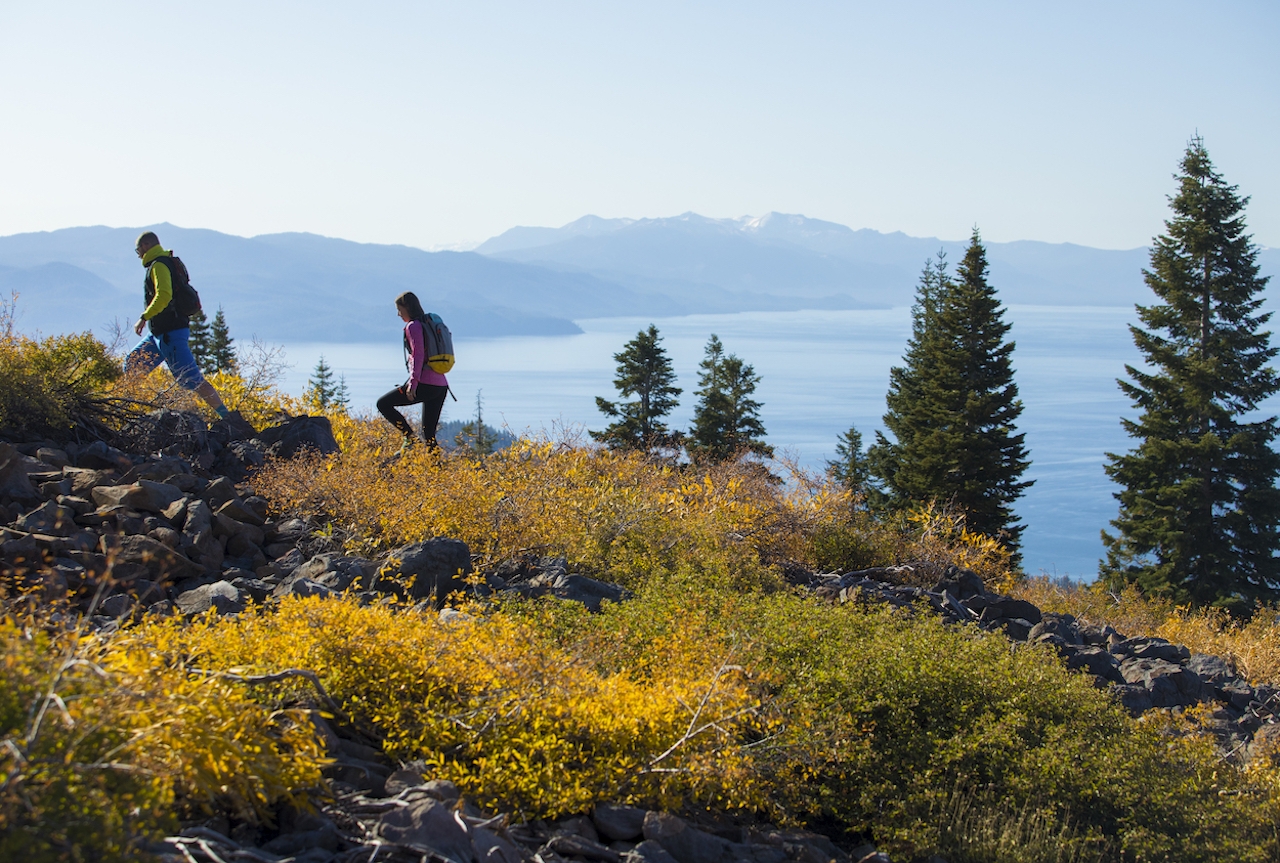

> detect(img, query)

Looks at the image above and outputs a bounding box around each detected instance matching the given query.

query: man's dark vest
[143,255,189,335]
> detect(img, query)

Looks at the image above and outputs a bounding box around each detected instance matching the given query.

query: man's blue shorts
[126,328,205,390]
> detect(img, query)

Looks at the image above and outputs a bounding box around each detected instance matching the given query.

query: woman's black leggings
[376,383,449,447]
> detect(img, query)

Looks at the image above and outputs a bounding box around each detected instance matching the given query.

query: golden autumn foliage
[253,426,1014,590]
[0,609,326,862]
[122,596,771,818]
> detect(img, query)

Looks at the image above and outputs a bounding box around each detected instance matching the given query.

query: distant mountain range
[2,215,1275,342]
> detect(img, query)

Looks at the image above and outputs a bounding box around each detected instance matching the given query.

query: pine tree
[869,233,1032,557]
[591,324,682,451]
[307,355,338,408]
[188,309,213,374]
[208,307,236,373]
[827,424,872,494]
[333,375,351,412]
[457,390,497,456]
[1101,137,1280,605]
[689,334,772,460]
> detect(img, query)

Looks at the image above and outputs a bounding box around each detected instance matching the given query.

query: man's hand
[134,318,146,336]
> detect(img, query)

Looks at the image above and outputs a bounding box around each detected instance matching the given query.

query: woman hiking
[377,291,449,454]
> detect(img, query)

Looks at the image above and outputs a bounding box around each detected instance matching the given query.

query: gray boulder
[76,440,132,471]
[1188,653,1234,684]
[1111,637,1189,664]
[376,796,472,863]
[182,499,213,536]
[1028,613,1082,645]
[1065,646,1125,683]
[383,769,425,796]
[93,482,163,512]
[273,577,334,599]
[641,812,738,863]
[218,498,266,527]
[138,479,184,511]
[542,834,620,862]
[932,566,986,600]
[594,804,648,841]
[978,597,1043,625]
[1113,683,1155,716]
[101,534,203,583]
[473,826,525,863]
[35,447,69,468]
[626,840,681,863]
[202,476,238,508]
[1,444,43,502]
[229,576,270,603]
[379,539,473,606]
[290,554,374,591]
[213,440,265,482]
[176,581,246,616]
[1120,657,1208,708]
[553,573,630,612]
[64,467,116,497]
[16,500,79,536]
[255,415,341,459]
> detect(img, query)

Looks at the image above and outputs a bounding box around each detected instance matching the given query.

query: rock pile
[155,779,890,863]
[811,565,1278,759]
[0,414,634,626]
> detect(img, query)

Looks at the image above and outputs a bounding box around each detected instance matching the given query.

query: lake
[276,306,1170,580]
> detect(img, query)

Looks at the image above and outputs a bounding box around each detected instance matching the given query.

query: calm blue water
[277,306,1159,580]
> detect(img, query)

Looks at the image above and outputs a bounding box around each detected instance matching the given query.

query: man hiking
[125,231,232,420]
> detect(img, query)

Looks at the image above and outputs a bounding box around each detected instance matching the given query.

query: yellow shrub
[127,596,770,818]
[254,428,1019,590]
[0,611,325,862]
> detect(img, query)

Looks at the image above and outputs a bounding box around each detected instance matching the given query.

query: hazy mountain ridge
[481,212,1175,309]
[3,217,1276,343]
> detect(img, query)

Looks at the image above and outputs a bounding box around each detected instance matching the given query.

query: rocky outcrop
[154,756,881,863]
[810,566,1278,757]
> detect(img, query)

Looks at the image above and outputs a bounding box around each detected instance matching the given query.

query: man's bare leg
[194,381,230,417]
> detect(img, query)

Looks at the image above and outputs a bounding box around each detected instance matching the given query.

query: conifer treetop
[1102,137,1280,605]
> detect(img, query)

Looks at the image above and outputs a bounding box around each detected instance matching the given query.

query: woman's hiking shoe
[398,434,417,455]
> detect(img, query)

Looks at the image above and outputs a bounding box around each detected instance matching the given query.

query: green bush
[0,327,121,438]
[532,577,1279,862]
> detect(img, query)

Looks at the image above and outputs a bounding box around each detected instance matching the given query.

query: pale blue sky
[1,1,1275,250]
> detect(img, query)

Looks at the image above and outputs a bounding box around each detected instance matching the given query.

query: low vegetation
[5,318,1280,861]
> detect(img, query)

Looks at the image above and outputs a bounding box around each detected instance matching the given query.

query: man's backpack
[423,312,455,373]
[153,253,202,318]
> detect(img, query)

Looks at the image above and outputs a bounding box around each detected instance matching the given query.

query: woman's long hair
[395,291,428,323]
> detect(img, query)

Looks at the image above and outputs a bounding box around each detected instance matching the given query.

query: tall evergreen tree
[591,324,682,451]
[187,310,213,374]
[307,355,338,408]
[827,424,872,495]
[208,307,236,373]
[689,334,772,460]
[1101,137,1280,605]
[869,233,1032,556]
